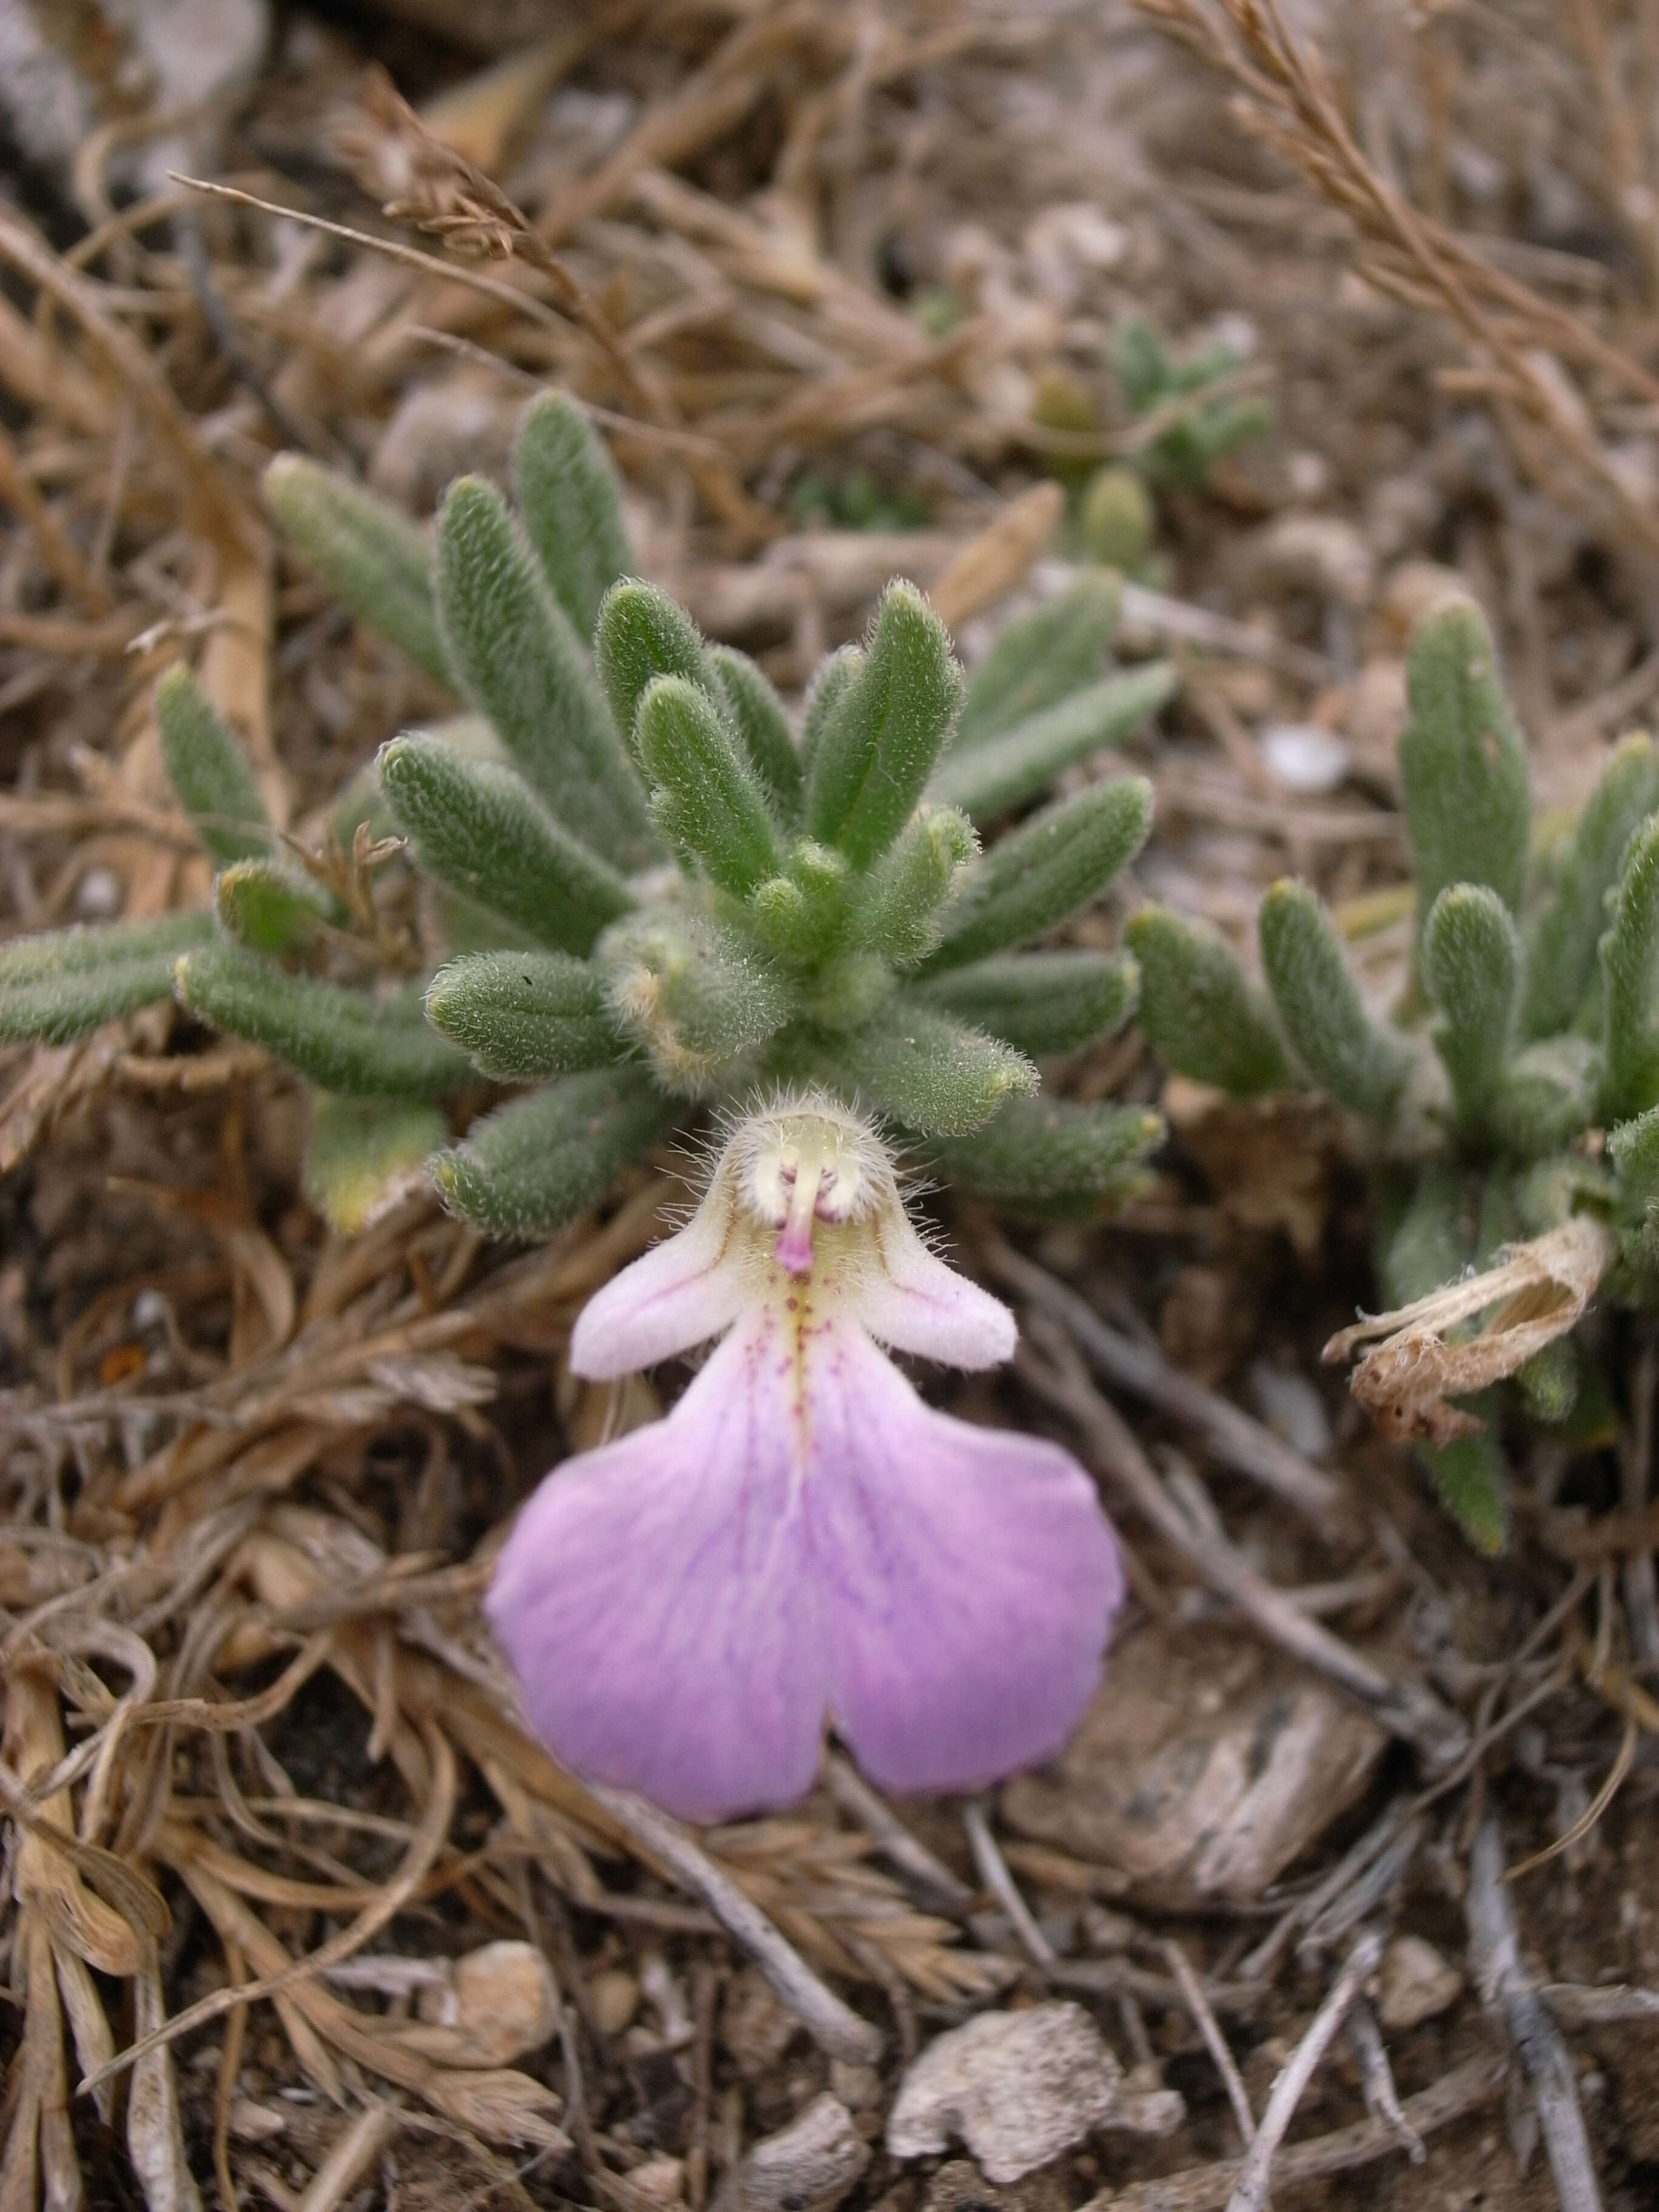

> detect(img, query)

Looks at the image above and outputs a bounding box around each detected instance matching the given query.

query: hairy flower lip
[492,1089,1123,1820]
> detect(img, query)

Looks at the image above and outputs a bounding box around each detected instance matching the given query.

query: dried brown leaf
[1324,1216,1617,1443]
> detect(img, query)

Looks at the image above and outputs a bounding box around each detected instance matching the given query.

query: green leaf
[379,734,633,956]
[1522,732,1659,1040]
[1126,905,1292,1096]
[850,806,976,968]
[213,861,330,956]
[1495,1035,1600,1158]
[1378,1160,1468,1306]
[925,778,1151,974]
[431,1066,675,1236]
[435,476,651,865]
[1398,594,1530,945]
[748,839,852,964]
[932,662,1175,820]
[1421,883,1521,1133]
[931,1093,1163,1213]
[175,944,469,1096]
[264,454,448,686]
[602,910,790,1090]
[1260,879,1412,1122]
[304,1092,447,1233]
[957,572,1120,747]
[0,913,210,1042]
[1081,471,1154,573]
[710,645,803,825]
[829,1005,1036,1134]
[511,392,632,638]
[155,665,270,868]
[635,676,783,900]
[1600,812,1659,1122]
[594,579,713,760]
[425,950,617,1080]
[1423,1423,1507,1556]
[916,949,1139,1057]
[1612,1102,1659,1218]
[1516,1337,1579,1427]
[805,582,964,866]
[798,644,862,785]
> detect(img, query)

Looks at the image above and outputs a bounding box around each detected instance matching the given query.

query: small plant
[1113,314,1270,493]
[0,396,1174,1236]
[1128,591,1659,1550]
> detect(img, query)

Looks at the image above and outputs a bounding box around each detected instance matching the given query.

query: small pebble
[1259,723,1350,796]
[1376,1935,1463,2029]
[590,1967,641,2037]
[75,867,123,918]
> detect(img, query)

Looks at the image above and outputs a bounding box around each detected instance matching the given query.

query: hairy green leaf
[1260,879,1412,1122]
[431,1067,675,1236]
[176,945,469,1096]
[635,675,783,900]
[1127,905,1291,1096]
[264,454,448,685]
[511,392,632,637]
[916,948,1139,1057]
[806,583,963,866]
[925,778,1150,974]
[0,913,210,1042]
[956,572,1120,748]
[380,734,632,956]
[932,662,1173,821]
[426,949,617,1080]
[155,665,270,868]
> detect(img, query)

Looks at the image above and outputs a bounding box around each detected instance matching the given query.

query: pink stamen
[774,1159,822,1275]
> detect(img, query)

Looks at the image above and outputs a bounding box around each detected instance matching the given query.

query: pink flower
[487,1092,1124,1821]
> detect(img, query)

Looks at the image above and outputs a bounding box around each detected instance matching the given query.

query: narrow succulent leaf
[1260,879,1412,1122]
[431,1066,675,1236]
[425,950,617,1080]
[1516,1337,1579,1427]
[956,571,1120,747]
[0,913,211,1042]
[435,477,651,863]
[1379,1160,1469,1308]
[1424,1423,1508,1556]
[1522,732,1659,1040]
[213,861,332,956]
[851,806,977,968]
[511,392,632,637]
[1081,471,1154,573]
[155,665,270,868]
[1126,905,1292,1096]
[830,1005,1037,1135]
[916,949,1139,1057]
[1421,883,1521,1131]
[710,645,803,824]
[1612,1103,1659,1219]
[594,580,713,760]
[304,1092,447,1233]
[927,780,1150,975]
[806,583,964,866]
[931,662,1173,821]
[176,946,469,1094]
[1601,813,1659,1122]
[602,910,790,1090]
[1398,593,1530,939]
[379,735,633,956]
[635,676,782,899]
[1495,1036,1601,1158]
[749,840,852,964]
[264,454,447,685]
[798,644,862,785]
[931,1093,1163,1213]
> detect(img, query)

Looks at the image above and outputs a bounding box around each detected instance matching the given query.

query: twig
[1541,1983,1659,2026]
[584,1784,882,2064]
[1115,580,1335,683]
[1222,1931,1383,2212]
[295,2105,399,2212]
[1466,1818,1603,2212]
[962,1800,1054,1968]
[1076,2053,1502,2212]
[1163,1940,1255,2151]
[823,1755,971,1910]
[1504,1714,1638,1883]
[987,1242,1343,1530]
[1344,1999,1423,2162]
[1018,1327,1467,1765]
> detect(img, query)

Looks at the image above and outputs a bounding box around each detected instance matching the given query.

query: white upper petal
[569,1180,747,1378]
[851,1205,1016,1369]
